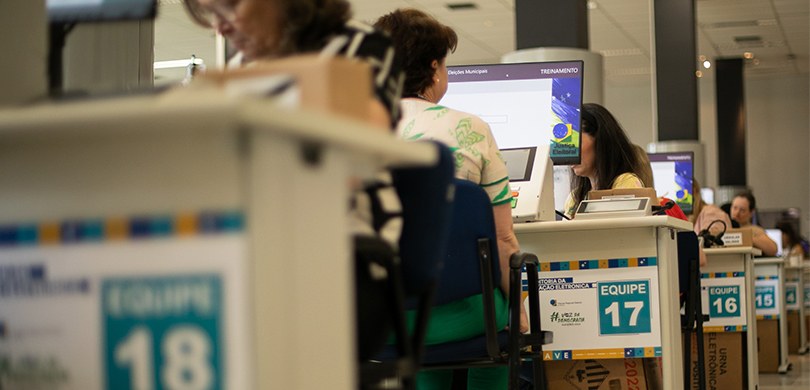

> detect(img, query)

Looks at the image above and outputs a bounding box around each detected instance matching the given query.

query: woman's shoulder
[612,172,644,189]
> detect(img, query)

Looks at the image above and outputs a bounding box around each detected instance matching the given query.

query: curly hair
[570,103,641,206]
[182,0,351,56]
[374,8,457,97]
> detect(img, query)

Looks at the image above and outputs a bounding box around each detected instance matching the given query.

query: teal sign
[103,275,223,390]
[786,284,798,306]
[755,285,776,309]
[597,280,651,335]
[708,285,740,318]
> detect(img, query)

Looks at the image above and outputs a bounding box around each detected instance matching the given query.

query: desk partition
[0,93,436,390]
[754,258,790,373]
[515,216,691,390]
[702,247,761,389]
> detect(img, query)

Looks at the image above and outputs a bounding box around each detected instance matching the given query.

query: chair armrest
[509,252,547,348]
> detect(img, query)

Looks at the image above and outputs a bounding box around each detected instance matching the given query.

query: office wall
[743,75,810,234]
[0,0,47,106]
[608,74,810,236]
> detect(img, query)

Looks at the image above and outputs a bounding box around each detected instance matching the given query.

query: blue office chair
[414,179,551,390]
[678,231,706,390]
[359,141,455,389]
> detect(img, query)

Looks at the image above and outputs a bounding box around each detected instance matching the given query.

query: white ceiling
[154,0,809,85]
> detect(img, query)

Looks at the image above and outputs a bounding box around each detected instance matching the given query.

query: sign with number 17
[597,280,652,335]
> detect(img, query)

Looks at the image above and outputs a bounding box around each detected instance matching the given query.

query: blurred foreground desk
[702,246,761,389]
[515,216,691,390]
[784,262,809,354]
[754,257,790,373]
[0,93,435,390]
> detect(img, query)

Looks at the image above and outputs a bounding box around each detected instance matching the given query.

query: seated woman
[731,191,778,256]
[564,103,645,217]
[182,0,402,128]
[777,221,806,260]
[375,8,522,390]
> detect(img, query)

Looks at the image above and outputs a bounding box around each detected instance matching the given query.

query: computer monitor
[440,60,584,165]
[500,146,555,222]
[648,152,694,215]
[47,0,157,23]
[765,229,784,257]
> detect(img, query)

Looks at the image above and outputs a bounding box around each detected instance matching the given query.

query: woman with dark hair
[375,8,521,390]
[563,103,644,217]
[182,0,402,128]
[777,221,805,259]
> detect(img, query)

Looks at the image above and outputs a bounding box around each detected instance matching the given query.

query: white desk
[805,264,810,353]
[784,262,809,354]
[515,216,692,390]
[0,92,435,390]
[702,246,761,389]
[754,257,790,373]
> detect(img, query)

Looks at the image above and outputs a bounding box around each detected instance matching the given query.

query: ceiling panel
[154,0,807,85]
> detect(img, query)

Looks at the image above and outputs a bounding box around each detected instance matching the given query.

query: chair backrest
[433,179,501,306]
[392,142,455,297]
[677,231,700,297]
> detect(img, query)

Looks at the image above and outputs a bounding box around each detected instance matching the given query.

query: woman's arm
[493,203,528,332]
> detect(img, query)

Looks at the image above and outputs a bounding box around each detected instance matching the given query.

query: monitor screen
[648,152,694,215]
[764,229,783,257]
[440,61,583,165]
[47,0,157,23]
[501,147,536,182]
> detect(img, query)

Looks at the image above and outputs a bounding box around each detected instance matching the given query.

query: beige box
[545,358,649,390]
[757,319,780,373]
[198,55,372,124]
[690,332,743,390]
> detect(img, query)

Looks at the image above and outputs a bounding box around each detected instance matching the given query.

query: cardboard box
[720,227,753,248]
[757,319,780,373]
[787,310,801,354]
[545,358,648,389]
[689,332,743,390]
[197,55,373,125]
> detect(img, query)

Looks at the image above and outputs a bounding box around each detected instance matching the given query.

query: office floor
[760,353,810,389]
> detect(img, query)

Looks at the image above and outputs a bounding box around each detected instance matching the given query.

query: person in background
[181,0,402,129]
[731,191,778,256]
[564,103,644,217]
[691,179,732,240]
[776,221,806,259]
[375,8,522,389]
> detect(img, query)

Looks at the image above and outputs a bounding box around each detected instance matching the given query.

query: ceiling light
[588,1,598,10]
[743,52,754,59]
[702,60,711,69]
[696,70,703,78]
[699,55,706,61]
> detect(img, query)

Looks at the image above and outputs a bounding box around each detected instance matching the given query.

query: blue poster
[597,280,652,335]
[102,275,223,390]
